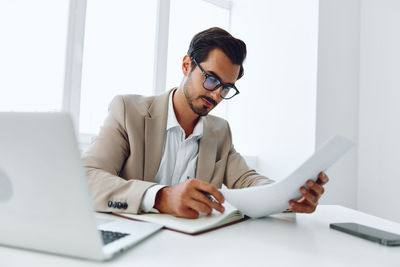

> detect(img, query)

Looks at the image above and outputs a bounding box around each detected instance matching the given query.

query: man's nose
[209,86,223,102]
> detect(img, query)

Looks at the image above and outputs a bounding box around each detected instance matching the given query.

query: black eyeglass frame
[191,57,240,100]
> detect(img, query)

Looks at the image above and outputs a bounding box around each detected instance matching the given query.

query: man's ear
[182,54,192,76]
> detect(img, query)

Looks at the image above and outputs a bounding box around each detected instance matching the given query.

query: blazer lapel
[196,118,217,182]
[143,90,171,182]
[143,88,218,183]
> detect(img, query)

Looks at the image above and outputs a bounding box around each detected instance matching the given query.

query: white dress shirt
[140,89,204,212]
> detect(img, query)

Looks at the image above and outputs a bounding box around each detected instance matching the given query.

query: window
[79,0,157,135]
[1,0,232,142]
[0,0,69,112]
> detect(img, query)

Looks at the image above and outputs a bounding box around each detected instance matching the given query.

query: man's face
[182,48,240,116]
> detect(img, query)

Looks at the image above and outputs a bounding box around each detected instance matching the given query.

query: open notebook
[112,201,245,235]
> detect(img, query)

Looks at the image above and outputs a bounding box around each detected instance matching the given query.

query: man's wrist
[154,186,169,212]
[140,184,167,212]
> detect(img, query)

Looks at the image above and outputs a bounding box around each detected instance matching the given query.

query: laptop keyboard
[100,230,129,245]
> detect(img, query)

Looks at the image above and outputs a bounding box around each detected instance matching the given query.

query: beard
[182,74,217,117]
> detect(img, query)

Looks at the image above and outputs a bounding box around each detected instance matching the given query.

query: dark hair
[187,27,247,80]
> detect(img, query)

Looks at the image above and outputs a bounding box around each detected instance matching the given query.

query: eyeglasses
[191,57,240,100]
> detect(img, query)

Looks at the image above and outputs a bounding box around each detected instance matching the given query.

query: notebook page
[116,201,242,234]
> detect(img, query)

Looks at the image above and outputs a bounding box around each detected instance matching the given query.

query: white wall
[358,0,400,223]
[229,0,400,223]
[315,0,360,208]
[229,0,319,181]
[316,0,400,222]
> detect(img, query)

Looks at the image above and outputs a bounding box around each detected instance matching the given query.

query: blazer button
[107,201,113,207]
[112,202,117,208]
[122,203,128,209]
[117,202,123,209]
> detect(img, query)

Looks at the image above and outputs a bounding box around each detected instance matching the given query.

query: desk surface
[1,205,399,267]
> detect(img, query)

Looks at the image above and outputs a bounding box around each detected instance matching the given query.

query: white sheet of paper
[221,135,354,218]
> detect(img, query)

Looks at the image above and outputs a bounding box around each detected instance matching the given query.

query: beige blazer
[83,89,273,214]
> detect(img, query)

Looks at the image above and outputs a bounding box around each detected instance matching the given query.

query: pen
[187,176,215,202]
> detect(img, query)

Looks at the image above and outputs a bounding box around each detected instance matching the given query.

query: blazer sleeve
[82,96,156,214]
[224,124,275,189]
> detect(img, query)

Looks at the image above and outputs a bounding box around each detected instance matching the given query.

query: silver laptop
[0,112,163,261]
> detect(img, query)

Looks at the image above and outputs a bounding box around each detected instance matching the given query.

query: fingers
[173,198,211,219]
[178,207,200,219]
[289,173,328,214]
[316,172,329,185]
[191,190,225,213]
[292,180,323,202]
[177,197,222,219]
[289,200,316,213]
[306,180,324,197]
[187,199,213,215]
[300,186,318,204]
[187,179,225,204]
[159,179,226,219]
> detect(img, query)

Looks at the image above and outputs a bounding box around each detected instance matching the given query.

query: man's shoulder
[110,93,164,117]
[120,94,156,113]
[204,115,233,147]
[205,114,230,132]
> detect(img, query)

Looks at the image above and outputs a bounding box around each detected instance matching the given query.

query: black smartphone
[330,222,400,246]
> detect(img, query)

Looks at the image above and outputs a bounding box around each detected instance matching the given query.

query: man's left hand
[289,172,329,213]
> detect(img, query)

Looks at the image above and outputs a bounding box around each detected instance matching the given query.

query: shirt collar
[167,89,203,139]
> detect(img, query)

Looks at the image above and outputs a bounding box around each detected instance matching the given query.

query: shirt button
[123,203,128,209]
[117,202,123,209]
[107,201,113,207]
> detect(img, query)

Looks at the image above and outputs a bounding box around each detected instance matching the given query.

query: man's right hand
[153,178,225,219]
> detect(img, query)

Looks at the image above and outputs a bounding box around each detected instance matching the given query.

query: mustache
[200,96,217,106]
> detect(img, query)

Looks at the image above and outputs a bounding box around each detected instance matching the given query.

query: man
[83,27,328,219]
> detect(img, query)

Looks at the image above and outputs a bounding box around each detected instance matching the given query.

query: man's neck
[172,88,200,138]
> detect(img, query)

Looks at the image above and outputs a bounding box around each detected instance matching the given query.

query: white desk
[1,205,399,267]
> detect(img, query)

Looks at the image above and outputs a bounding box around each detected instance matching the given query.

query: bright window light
[79,0,157,135]
[0,0,69,112]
